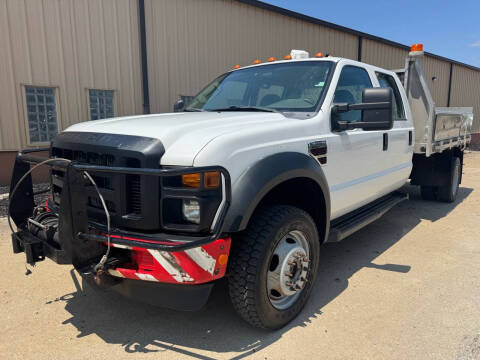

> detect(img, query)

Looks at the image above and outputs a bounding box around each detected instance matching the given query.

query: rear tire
[420,186,437,201]
[228,205,320,329]
[437,157,461,203]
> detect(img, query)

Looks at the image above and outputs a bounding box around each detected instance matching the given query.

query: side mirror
[332,88,393,131]
[173,98,185,112]
[173,95,194,112]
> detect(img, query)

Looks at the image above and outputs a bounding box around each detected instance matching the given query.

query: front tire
[228,205,320,329]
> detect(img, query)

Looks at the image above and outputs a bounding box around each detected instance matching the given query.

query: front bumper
[10,148,232,290]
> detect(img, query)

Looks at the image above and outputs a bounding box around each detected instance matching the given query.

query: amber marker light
[315,52,324,58]
[410,43,423,52]
[204,171,220,188]
[267,56,276,62]
[182,173,201,188]
[253,59,261,64]
[218,254,228,266]
[233,64,241,69]
[284,54,292,60]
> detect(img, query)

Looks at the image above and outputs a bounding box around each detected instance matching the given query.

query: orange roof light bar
[253,59,261,65]
[315,52,324,58]
[267,56,276,62]
[410,43,423,52]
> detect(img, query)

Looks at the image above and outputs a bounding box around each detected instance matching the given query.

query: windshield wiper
[208,106,280,113]
[184,108,206,112]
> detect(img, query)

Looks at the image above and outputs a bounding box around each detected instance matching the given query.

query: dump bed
[396,57,473,157]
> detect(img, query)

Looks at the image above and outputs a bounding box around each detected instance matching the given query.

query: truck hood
[64,112,287,165]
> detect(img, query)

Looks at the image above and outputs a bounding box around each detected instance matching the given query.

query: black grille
[50,132,164,231]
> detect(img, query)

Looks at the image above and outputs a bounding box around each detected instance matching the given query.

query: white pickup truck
[9,45,472,329]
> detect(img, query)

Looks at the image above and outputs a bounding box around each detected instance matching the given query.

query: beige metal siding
[0,0,143,151]
[145,0,359,113]
[418,56,450,107]
[450,64,480,133]
[362,39,467,117]
[361,39,408,70]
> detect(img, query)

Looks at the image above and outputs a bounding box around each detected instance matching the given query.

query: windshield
[186,61,334,113]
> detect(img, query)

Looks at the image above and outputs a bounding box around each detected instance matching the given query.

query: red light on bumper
[108,237,232,285]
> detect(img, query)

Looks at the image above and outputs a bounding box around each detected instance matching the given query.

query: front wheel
[228,205,320,329]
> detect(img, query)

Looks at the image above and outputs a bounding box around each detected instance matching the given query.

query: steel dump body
[397,57,473,156]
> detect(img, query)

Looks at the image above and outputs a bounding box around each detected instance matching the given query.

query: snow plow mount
[9,148,232,271]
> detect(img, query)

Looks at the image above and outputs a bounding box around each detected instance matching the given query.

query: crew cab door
[325,63,392,219]
[373,71,413,191]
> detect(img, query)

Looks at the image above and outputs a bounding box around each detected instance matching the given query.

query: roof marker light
[267,57,276,62]
[284,54,292,60]
[315,52,324,58]
[233,64,241,69]
[253,59,261,65]
[409,43,424,57]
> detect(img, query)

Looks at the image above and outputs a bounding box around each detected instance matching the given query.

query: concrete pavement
[1,152,479,360]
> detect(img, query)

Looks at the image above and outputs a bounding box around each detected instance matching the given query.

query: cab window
[376,72,406,121]
[333,66,372,122]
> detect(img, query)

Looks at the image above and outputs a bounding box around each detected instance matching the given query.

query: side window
[333,66,372,122]
[89,89,115,120]
[375,72,406,121]
[25,86,59,144]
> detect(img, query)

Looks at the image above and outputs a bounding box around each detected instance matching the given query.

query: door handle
[408,130,413,145]
[383,133,388,151]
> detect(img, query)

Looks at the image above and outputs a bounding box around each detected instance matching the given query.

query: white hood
[65,112,287,165]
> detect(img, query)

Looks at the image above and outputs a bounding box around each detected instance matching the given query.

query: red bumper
[107,237,231,284]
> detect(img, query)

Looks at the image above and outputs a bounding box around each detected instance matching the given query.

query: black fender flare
[223,152,330,241]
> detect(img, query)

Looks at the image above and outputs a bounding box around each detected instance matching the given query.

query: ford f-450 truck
[9,44,473,329]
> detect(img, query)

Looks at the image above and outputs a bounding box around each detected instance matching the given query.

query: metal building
[0,0,479,184]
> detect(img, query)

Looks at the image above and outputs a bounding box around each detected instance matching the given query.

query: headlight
[182,199,200,224]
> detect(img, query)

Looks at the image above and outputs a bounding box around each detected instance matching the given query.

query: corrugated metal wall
[361,39,451,107]
[144,0,358,113]
[450,64,480,133]
[0,0,479,155]
[0,0,143,151]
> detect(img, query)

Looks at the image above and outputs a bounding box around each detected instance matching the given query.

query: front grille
[49,132,164,231]
[51,147,123,213]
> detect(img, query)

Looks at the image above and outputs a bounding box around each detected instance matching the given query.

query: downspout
[357,36,363,62]
[447,62,453,107]
[138,0,151,114]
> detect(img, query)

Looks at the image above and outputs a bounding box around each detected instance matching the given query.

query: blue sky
[262,0,480,67]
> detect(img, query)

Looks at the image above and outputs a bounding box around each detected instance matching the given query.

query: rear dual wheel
[420,156,461,203]
[228,205,320,329]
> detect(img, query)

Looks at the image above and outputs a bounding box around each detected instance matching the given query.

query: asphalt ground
[1,151,479,360]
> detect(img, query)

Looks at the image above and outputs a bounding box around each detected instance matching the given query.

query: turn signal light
[253,59,261,64]
[267,57,276,62]
[315,52,324,58]
[182,173,201,188]
[204,171,220,188]
[218,254,228,266]
[233,64,241,69]
[410,43,423,52]
[284,54,292,60]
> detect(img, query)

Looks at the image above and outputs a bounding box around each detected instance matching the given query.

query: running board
[327,192,408,243]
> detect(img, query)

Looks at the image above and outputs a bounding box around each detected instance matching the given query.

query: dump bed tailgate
[401,57,473,156]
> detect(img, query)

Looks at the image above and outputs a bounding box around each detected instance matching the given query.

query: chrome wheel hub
[267,230,310,310]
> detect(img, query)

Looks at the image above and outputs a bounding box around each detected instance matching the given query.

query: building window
[25,86,58,144]
[89,89,114,120]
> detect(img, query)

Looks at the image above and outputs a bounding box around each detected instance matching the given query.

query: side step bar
[327,192,408,243]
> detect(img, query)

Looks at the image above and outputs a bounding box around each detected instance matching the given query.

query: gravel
[0,183,50,218]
